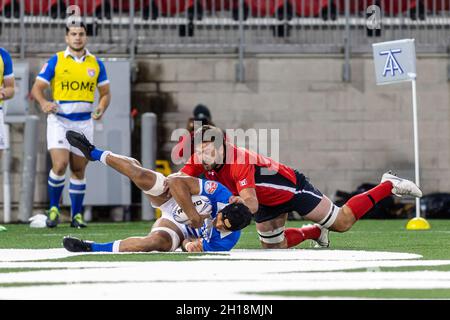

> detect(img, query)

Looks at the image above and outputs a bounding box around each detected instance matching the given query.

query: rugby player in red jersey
[179,125,423,249]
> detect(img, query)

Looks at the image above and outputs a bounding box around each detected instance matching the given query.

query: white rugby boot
[381,171,423,198]
[311,224,330,248]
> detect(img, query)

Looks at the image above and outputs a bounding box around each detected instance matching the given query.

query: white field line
[0,248,421,262]
[1,249,450,299]
[3,275,450,300]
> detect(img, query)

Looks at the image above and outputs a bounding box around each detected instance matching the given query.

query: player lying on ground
[180,125,423,249]
[62,130,256,253]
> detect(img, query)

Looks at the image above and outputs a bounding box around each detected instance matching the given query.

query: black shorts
[254,172,323,224]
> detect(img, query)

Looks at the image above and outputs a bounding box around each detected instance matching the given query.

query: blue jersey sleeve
[96,58,109,86]
[0,48,14,78]
[37,55,58,84]
[199,179,232,205]
[202,230,240,252]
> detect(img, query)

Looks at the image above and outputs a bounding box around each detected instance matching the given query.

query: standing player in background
[0,47,15,230]
[31,23,111,228]
[0,47,15,157]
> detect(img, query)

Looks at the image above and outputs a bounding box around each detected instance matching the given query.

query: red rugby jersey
[180,143,298,206]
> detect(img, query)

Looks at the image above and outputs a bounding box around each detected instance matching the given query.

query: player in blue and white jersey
[62,131,252,253]
[31,23,111,229]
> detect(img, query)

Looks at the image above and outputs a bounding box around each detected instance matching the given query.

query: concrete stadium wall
[1,53,449,221]
[135,54,450,198]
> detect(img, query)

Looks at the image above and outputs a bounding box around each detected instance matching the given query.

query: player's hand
[92,108,104,120]
[185,239,203,252]
[189,214,206,229]
[229,196,245,205]
[41,101,58,113]
[0,88,6,100]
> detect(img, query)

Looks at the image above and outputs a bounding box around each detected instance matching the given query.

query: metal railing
[1,0,449,55]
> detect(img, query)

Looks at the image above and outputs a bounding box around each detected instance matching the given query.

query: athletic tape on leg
[258,226,286,244]
[319,204,340,229]
[143,172,167,196]
[151,227,181,252]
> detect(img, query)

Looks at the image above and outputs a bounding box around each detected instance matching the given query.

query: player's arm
[0,49,15,100]
[229,164,259,214]
[92,83,111,120]
[1,77,15,101]
[167,176,205,229]
[230,188,259,214]
[31,56,58,113]
[92,59,111,120]
[31,80,57,113]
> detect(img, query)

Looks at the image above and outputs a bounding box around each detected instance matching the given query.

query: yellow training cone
[406,217,431,230]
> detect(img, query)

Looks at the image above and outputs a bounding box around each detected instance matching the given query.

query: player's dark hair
[66,22,87,34]
[220,203,252,231]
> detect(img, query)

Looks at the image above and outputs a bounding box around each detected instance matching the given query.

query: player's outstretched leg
[342,171,421,224]
[302,171,422,247]
[66,130,166,197]
[66,131,96,161]
[63,228,178,253]
[63,236,94,252]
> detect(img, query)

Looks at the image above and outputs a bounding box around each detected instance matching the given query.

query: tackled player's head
[193,125,225,171]
[65,23,88,52]
[214,203,252,232]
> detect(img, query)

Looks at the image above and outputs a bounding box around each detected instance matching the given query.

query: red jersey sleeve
[231,163,256,193]
[180,154,205,177]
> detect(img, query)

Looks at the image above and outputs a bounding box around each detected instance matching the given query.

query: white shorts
[47,113,94,157]
[0,109,5,150]
[157,198,190,240]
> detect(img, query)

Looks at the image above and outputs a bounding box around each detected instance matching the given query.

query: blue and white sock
[47,170,65,209]
[90,148,111,165]
[91,240,121,252]
[69,178,86,219]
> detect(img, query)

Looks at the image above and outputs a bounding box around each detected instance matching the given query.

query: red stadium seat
[289,0,336,19]
[112,0,157,20]
[202,0,237,11]
[337,0,424,20]
[152,0,197,16]
[24,0,63,18]
[0,0,20,18]
[113,0,146,12]
[381,0,418,16]
[149,0,203,21]
[425,0,450,12]
[66,0,112,18]
[336,0,379,15]
[244,0,285,17]
[202,0,243,20]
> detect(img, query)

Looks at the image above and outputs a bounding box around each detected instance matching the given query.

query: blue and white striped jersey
[184,179,241,252]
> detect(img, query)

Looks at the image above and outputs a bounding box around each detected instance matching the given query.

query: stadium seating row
[0,0,449,19]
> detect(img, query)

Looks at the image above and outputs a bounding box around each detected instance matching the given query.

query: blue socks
[69,178,86,218]
[91,240,121,252]
[91,242,114,252]
[48,170,65,209]
[90,148,105,161]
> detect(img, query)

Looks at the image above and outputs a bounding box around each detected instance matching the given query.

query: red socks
[285,182,394,248]
[285,225,321,248]
[345,181,393,220]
